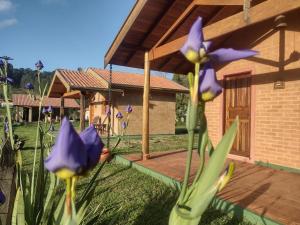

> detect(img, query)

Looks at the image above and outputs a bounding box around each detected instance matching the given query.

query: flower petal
[208,48,257,64]
[180,17,204,63]
[80,125,104,169]
[199,65,222,101]
[45,117,87,174]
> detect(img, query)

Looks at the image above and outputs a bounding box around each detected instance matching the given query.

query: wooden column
[60,97,64,123]
[80,92,85,132]
[15,106,19,122]
[28,107,32,123]
[142,51,150,160]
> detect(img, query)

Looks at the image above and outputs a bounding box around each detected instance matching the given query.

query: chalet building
[47,68,188,135]
[104,1,300,170]
[12,94,79,122]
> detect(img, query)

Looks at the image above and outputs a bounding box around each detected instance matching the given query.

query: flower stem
[3,84,14,149]
[66,178,72,215]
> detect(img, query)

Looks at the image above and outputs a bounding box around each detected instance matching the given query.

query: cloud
[0,0,13,12]
[0,18,17,29]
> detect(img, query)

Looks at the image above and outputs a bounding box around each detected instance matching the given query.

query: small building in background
[47,68,188,135]
[12,94,80,122]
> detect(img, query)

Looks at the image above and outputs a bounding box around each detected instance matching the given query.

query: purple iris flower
[106,107,111,116]
[116,112,123,119]
[4,121,9,133]
[0,190,5,205]
[42,107,47,114]
[0,56,13,61]
[180,17,257,65]
[6,77,13,84]
[45,118,88,176]
[181,17,257,101]
[45,118,104,178]
[79,125,104,170]
[35,60,44,70]
[121,121,127,129]
[126,105,133,113]
[25,82,34,90]
[199,64,222,101]
[47,106,53,114]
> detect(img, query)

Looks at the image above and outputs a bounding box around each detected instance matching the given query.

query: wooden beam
[194,0,243,6]
[60,97,64,123]
[142,52,150,160]
[153,1,196,49]
[63,90,81,98]
[104,0,148,67]
[80,92,85,132]
[149,0,300,61]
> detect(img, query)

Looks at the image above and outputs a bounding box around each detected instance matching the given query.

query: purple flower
[199,64,222,101]
[47,106,53,114]
[25,82,34,90]
[45,118,88,178]
[121,121,127,129]
[116,112,123,119]
[6,77,13,84]
[126,105,133,113]
[35,60,44,70]
[180,17,257,65]
[0,190,5,205]
[45,118,104,179]
[42,107,47,114]
[79,125,104,170]
[106,107,111,116]
[0,60,3,67]
[0,56,13,61]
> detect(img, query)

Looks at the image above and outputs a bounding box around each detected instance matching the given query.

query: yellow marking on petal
[185,49,200,64]
[55,168,76,179]
[218,162,235,191]
[199,48,206,58]
[201,91,215,101]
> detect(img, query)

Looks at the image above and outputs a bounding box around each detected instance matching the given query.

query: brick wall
[90,89,176,135]
[205,10,300,169]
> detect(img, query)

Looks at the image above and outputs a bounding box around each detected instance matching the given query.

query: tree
[173,74,189,124]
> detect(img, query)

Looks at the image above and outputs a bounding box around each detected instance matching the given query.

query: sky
[0,0,148,74]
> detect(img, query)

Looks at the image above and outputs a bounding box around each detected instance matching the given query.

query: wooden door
[224,74,251,157]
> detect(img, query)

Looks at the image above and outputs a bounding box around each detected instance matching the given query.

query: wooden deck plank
[121,150,300,225]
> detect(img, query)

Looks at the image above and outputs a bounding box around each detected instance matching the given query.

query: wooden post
[142,51,150,160]
[80,92,85,132]
[15,106,19,122]
[60,97,64,123]
[28,107,32,123]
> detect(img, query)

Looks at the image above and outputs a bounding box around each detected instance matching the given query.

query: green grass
[8,123,253,225]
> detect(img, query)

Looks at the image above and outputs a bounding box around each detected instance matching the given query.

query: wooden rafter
[125,0,177,65]
[104,0,147,67]
[149,0,300,61]
[63,90,81,98]
[153,0,243,49]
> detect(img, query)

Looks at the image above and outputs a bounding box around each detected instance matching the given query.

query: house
[104,0,300,169]
[12,94,80,122]
[47,68,188,135]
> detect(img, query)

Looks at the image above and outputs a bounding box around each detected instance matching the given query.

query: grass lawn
[6,122,253,225]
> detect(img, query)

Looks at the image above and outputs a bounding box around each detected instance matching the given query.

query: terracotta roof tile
[12,94,79,108]
[57,69,106,90]
[89,68,188,92]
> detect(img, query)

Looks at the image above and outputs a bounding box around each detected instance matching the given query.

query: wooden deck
[120,150,300,225]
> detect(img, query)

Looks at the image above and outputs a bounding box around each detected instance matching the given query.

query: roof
[56,69,107,90]
[12,94,80,108]
[89,68,188,92]
[104,0,300,74]
[48,68,188,97]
